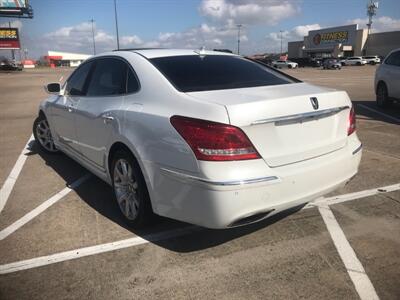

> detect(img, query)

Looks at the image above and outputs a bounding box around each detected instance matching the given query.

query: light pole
[280,30,283,56]
[114,0,120,50]
[237,24,242,55]
[90,18,96,55]
[366,1,379,55]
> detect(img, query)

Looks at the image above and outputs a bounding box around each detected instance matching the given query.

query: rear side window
[66,62,93,96]
[150,55,294,92]
[385,51,400,66]
[127,68,140,93]
[86,58,127,96]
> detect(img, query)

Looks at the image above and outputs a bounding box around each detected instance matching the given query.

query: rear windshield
[150,55,295,92]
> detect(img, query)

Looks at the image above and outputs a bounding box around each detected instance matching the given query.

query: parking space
[0,66,399,299]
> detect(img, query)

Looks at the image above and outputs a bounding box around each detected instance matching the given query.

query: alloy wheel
[113,159,140,220]
[35,119,57,152]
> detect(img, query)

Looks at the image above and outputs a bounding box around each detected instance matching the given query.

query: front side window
[385,51,400,66]
[86,58,128,96]
[66,61,93,96]
[150,55,295,92]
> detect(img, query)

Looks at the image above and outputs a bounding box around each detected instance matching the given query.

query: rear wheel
[111,149,153,228]
[376,83,391,108]
[33,114,58,153]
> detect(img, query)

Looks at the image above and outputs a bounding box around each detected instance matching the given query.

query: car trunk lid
[187,83,351,167]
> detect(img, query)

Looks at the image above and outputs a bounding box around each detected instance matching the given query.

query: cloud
[157,21,245,49]
[268,24,321,42]
[40,22,152,54]
[200,0,299,26]
[347,16,400,32]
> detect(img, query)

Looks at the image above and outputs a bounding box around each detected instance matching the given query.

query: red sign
[0,28,20,49]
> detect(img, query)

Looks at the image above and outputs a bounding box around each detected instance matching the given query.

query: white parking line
[358,104,400,123]
[0,174,90,241]
[0,135,34,214]
[310,183,400,207]
[318,204,380,300]
[0,183,398,275]
[0,226,197,275]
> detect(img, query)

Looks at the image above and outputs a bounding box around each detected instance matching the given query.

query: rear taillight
[170,116,260,161]
[348,106,356,135]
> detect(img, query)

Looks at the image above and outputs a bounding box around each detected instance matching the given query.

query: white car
[33,49,362,229]
[272,60,298,69]
[375,48,400,107]
[341,57,367,66]
[363,55,381,65]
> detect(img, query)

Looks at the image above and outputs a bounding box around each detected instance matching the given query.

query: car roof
[115,48,237,59]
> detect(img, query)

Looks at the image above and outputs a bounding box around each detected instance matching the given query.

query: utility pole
[366,1,379,55]
[237,24,242,55]
[114,0,120,50]
[90,18,96,55]
[280,30,283,56]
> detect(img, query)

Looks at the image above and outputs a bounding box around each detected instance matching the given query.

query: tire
[356,62,361,66]
[273,65,278,68]
[371,61,376,65]
[33,114,58,153]
[111,149,153,228]
[376,82,391,108]
[288,65,292,69]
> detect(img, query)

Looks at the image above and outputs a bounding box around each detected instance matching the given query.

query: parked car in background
[374,48,400,107]
[290,58,321,68]
[272,60,298,69]
[33,49,361,229]
[323,59,342,70]
[0,57,23,71]
[341,57,367,66]
[363,55,381,65]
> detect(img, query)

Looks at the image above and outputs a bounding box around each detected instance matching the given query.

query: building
[288,24,400,59]
[41,51,91,67]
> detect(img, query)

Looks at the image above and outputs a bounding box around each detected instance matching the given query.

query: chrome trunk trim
[251,106,350,126]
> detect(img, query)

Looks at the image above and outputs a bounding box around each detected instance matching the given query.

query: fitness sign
[0,28,20,49]
[313,30,349,46]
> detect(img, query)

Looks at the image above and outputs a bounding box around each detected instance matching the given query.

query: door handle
[102,114,114,123]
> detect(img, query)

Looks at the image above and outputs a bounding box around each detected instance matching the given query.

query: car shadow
[29,141,305,253]
[353,100,400,125]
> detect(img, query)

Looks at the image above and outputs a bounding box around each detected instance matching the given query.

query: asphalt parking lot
[0,65,399,299]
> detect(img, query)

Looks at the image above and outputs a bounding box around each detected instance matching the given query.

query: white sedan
[272,60,298,69]
[34,49,362,229]
[341,57,367,66]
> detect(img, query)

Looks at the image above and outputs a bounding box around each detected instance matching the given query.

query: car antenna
[194,46,207,59]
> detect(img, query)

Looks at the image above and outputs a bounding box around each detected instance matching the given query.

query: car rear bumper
[147,134,362,229]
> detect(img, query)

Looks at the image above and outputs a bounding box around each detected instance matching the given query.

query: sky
[1,0,400,58]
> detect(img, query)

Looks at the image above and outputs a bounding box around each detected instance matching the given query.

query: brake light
[170,116,260,161]
[348,106,356,135]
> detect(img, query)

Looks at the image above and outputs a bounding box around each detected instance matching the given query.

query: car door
[384,51,400,98]
[50,61,93,153]
[74,57,139,170]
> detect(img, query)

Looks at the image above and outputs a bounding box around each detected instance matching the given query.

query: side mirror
[45,82,61,94]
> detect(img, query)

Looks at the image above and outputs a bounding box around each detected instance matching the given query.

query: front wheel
[111,149,153,228]
[376,83,391,108]
[33,114,58,153]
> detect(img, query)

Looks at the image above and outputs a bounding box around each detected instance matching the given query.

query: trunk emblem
[310,97,319,110]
